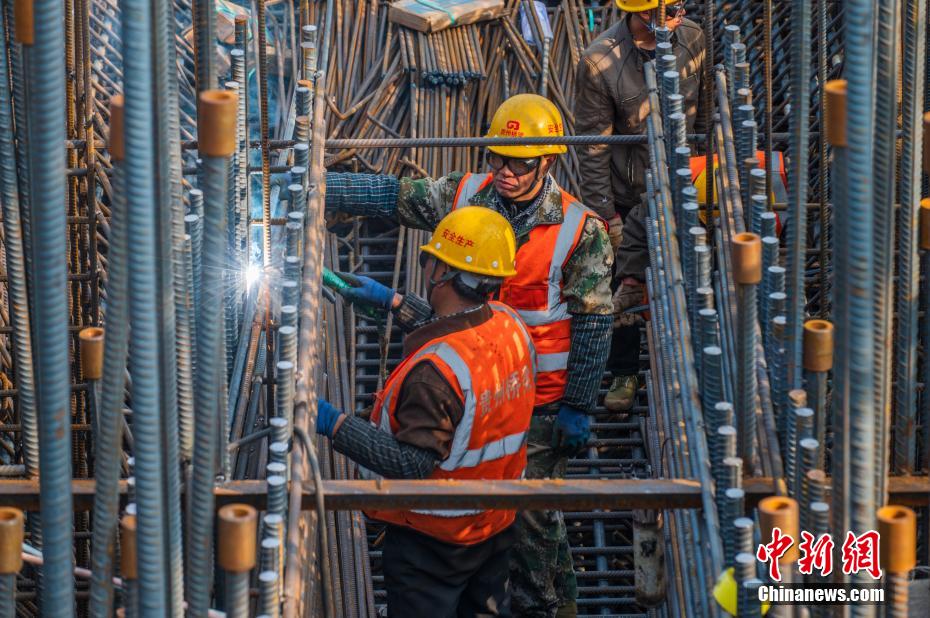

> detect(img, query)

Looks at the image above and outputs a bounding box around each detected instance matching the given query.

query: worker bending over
[324,94,614,617]
[316,208,535,616]
[574,0,706,412]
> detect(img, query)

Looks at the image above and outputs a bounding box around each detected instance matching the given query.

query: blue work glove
[316,398,344,438]
[554,404,591,454]
[337,272,396,313]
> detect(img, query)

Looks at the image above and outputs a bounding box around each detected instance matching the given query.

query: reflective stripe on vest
[363,337,530,483]
[512,200,587,328]
[452,172,494,209]
[363,303,536,543]
[769,152,788,205]
[451,173,594,406]
[489,301,538,377]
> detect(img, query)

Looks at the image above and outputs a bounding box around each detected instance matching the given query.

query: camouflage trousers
[509,415,578,618]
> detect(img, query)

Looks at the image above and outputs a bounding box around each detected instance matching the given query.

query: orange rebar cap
[109,96,125,162]
[731,233,762,285]
[803,320,833,373]
[825,80,847,148]
[13,0,33,44]
[878,506,916,574]
[0,508,23,575]
[197,90,239,158]
[79,327,104,380]
[758,496,799,563]
[217,504,258,573]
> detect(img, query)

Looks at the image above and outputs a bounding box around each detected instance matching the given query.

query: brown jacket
[574,16,706,277]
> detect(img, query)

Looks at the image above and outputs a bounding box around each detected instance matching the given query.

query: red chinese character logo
[798,531,834,577]
[442,228,453,240]
[756,527,795,581]
[841,531,882,579]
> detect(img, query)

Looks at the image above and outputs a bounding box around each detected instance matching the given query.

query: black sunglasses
[485,151,542,177]
[651,3,685,20]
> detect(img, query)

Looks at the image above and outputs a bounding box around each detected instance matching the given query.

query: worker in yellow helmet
[317,208,538,616]
[692,150,789,232]
[574,1,708,415]
[323,93,614,618]
[712,568,772,615]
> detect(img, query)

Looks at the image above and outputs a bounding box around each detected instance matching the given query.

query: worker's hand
[553,404,591,455]
[613,278,646,328]
[316,398,344,438]
[336,272,398,312]
[606,215,623,254]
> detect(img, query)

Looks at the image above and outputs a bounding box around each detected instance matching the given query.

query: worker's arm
[614,201,649,280]
[561,217,614,411]
[331,270,432,332]
[392,293,433,332]
[331,362,462,479]
[324,172,465,230]
[332,416,440,479]
[324,172,400,219]
[573,56,618,221]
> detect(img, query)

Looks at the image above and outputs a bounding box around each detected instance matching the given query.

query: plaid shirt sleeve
[392,293,433,333]
[325,172,467,232]
[325,172,400,218]
[562,313,613,411]
[332,415,440,480]
[561,216,614,411]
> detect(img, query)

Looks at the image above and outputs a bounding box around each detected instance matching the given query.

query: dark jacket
[574,15,707,279]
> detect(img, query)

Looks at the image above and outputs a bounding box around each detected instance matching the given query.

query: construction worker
[573,0,707,413]
[316,208,536,616]
[691,150,789,223]
[324,93,614,617]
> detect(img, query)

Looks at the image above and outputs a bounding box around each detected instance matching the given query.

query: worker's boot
[604,374,638,412]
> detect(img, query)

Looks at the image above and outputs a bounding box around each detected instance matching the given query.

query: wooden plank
[1,477,924,512]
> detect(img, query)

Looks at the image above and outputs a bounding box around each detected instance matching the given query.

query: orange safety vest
[451,173,598,407]
[362,302,537,545]
[691,151,788,235]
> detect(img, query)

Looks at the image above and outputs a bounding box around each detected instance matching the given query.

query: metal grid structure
[0,0,922,617]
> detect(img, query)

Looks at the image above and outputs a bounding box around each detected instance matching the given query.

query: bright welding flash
[245,264,262,289]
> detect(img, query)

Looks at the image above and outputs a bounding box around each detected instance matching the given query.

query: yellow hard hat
[485,94,567,158]
[694,159,717,207]
[694,151,783,208]
[616,0,659,11]
[420,207,518,278]
[712,568,772,616]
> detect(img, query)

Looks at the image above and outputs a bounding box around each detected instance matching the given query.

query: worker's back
[364,301,536,545]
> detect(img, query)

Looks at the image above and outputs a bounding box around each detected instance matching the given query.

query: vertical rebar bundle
[893,0,926,474]
[188,90,238,616]
[826,72,878,601]
[20,0,74,609]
